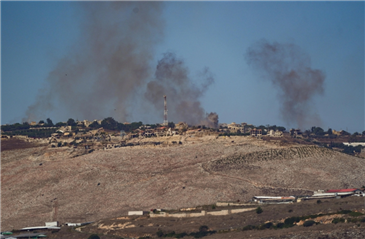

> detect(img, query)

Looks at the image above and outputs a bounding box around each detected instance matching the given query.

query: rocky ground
[9,197,365,239]
[1,136,365,235]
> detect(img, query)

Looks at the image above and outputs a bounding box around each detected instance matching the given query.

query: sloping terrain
[204,145,365,192]
[1,136,364,231]
[78,196,365,239]
[1,138,40,151]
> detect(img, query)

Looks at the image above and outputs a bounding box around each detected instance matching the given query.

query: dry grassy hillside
[1,136,364,231]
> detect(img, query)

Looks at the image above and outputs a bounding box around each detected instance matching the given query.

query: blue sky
[1,1,364,133]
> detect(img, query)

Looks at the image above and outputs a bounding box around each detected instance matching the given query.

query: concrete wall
[207,210,230,216]
[149,208,255,218]
[231,208,255,213]
[150,211,207,218]
[149,212,168,218]
[216,202,252,207]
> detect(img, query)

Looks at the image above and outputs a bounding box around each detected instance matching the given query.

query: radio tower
[163,95,168,126]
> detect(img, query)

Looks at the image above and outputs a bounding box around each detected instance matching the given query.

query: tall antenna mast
[163,95,168,126]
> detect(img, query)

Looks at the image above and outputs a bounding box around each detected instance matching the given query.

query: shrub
[264,222,273,228]
[256,207,263,214]
[303,220,316,227]
[156,230,164,237]
[88,235,100,239]
[199,225,209,232]
[349,211,363,217]
[349,218,359,223]
[189,229,216,238]
[361,217,365,223]
[242,225,255,231]
[276,223,284,229]
[192,232,207,238]
[339,210,352,214]
[332,218,345,224]
[284,217,300,226]
[174,232,187,238]
[256,224,266,230]
[164,231,175,237]
[317,200,322,204]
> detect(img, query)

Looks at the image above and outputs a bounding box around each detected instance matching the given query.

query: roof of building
[20,226,60,230]
[326,188,359,193]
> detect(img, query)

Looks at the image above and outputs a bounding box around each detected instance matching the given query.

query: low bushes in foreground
[156,226,216,238]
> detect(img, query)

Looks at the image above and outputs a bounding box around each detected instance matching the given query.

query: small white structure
[252,196,296,203]
[128,211,148,216]
[268,130,283,137]
[65,221,93,227]
[343,142,365,147]
[45,221,59,227]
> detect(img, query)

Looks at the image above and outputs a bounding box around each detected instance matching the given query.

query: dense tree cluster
[1,123,30,132]
[87,117,143,132]
[328,142,362,155]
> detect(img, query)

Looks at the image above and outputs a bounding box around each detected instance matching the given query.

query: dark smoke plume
[24,2,164,122]
[145,52,218,127]
[245,40,325,129]
[204,112,219,129]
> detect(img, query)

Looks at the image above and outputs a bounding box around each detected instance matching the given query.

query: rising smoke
[145,52,219,127]
[24,2,218,127]
[245,40,325,129]
[25,2,164,122]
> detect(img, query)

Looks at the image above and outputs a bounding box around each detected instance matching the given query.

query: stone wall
[149,208,255,218]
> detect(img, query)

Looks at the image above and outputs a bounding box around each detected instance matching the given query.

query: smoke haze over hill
[25,2,164,123]
[145,52,218,126]
[23,2,217,126]
[245,40,325,130]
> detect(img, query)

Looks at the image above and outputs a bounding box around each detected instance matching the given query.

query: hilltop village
[1,118,283,150]
[2,117,364,155]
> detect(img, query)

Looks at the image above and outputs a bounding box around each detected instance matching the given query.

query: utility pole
[163,95,168,126]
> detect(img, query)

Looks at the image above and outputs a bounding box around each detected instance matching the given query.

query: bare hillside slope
[1,136,364,230]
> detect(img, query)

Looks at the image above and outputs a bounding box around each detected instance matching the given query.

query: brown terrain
[1,136,365,238]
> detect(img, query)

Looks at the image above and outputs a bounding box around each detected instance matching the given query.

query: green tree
[88,235,100,239]
[199,225,209,232]
[67,118,76,126]
[101,117,118,130]
[277,126,286,132]
[130,121,143,131]
[55,122,66,127]
[256,207,263,214]
[89,121,101,128]
[156,229,164,237]
[303,220,315,227]
[168,122,175,128]
[39,120,45,124]
[46,118,54,126]
[313,127,324,136]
